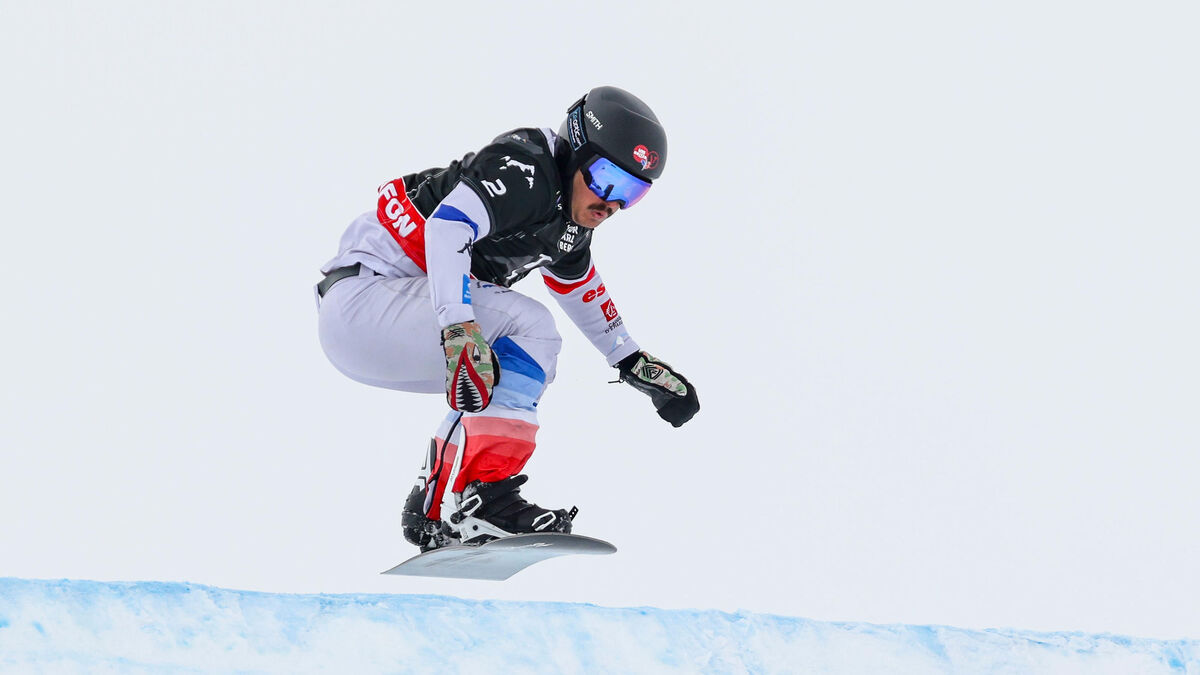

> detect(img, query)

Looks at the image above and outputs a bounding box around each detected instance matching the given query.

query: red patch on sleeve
[376,177,429,271]
[542,266,597,295]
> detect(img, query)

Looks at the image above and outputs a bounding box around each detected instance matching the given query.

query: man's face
[569,169,621,229]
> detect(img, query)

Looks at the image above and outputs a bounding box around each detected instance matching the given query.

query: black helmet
[558,86,667,184]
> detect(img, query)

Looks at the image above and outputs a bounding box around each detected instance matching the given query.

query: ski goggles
[581,156,652,209]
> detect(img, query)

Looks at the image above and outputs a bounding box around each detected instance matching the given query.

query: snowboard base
[382,532,616,581]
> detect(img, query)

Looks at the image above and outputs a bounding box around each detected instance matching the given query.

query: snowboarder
[315,86,699,552]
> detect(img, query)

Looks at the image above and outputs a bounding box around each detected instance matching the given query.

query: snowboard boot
[449,474,576,545]
[402,484,458,552]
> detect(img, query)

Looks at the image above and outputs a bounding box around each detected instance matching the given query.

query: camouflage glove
[442,321,498,412]
[616,351,699,428]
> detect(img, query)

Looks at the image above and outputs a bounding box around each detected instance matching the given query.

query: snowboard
[381,532,617,581]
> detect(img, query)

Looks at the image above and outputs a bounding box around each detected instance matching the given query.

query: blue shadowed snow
[1,578,1198,674]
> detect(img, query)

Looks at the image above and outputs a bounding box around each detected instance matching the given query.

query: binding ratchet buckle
[450,494,483,524]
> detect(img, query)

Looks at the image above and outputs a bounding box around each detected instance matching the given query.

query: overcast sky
[2,0,1198,639]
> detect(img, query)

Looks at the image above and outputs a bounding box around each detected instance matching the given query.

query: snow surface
[1,578,1196,674]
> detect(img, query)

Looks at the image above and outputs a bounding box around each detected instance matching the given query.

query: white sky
[2,0,1197,640]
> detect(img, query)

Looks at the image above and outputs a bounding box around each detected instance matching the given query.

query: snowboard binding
[402,485,460,553]
[448,475,576,546]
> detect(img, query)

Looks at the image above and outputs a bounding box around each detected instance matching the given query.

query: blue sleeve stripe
[432,204,480,239]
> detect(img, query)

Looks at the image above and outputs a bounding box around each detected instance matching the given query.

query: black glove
[616,351,699,428]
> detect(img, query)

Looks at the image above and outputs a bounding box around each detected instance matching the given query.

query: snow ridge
[0,578,1196,674]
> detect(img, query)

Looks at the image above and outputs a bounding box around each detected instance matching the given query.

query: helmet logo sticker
[566,108,587,150]
[633,145,660,171]
[585,110,604,130]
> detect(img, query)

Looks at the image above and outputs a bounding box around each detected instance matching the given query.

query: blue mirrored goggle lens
[583,156,652,209]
